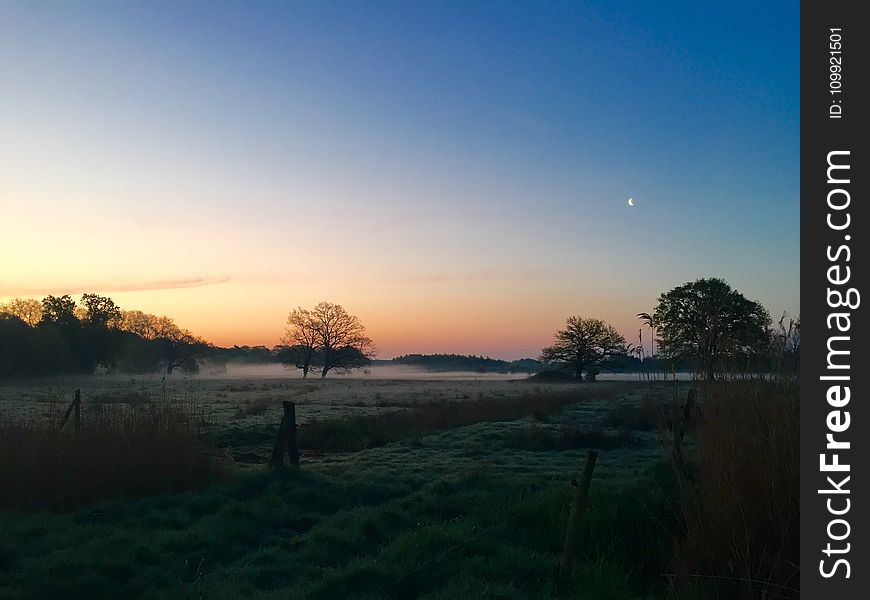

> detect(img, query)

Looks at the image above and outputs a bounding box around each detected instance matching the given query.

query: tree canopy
[653,278,771,380]
[540,316,627,381]
[279,302,375,378]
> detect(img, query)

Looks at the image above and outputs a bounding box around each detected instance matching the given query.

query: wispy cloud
[380,269,543,286]
[0,276,231,297]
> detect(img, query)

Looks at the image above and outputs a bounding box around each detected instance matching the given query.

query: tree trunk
[574,361,583,382]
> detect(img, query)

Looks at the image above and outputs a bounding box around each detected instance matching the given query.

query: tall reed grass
[669,378,799,599]
[0,398,224,510]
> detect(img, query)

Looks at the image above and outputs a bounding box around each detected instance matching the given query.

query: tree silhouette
[280,307,321,378]
[540,316,627,382]
[310,302,375,378]
[40,295,78,329]
[653,278,771,380]
[278,302,375,378]
[81,293,122,327]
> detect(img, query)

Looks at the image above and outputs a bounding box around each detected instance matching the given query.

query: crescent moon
[627,197,634,206]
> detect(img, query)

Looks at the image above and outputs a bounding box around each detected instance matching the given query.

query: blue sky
[0,1,799,357]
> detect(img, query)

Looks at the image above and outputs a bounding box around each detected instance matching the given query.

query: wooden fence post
[270,401,299,468]
[556,449,598,583]
[60,388,82,431]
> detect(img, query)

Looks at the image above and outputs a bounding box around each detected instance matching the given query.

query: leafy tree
[0,298,43,326]
[40,295,78,329]
[653,278,771,380]
[540,316,627,381]
[280,307,321,378]
[309,302,375,378]
[80,293,122,327]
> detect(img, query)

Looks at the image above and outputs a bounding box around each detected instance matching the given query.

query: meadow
[0,373,797,599]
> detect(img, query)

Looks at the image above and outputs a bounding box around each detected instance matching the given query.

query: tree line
[1,277,798,381]
[389,354,545,373]
[0,294,207,377]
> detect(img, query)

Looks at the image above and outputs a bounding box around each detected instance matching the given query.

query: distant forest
[379,354,545,373]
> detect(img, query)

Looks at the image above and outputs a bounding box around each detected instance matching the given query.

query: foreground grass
[0,467,676,600]
[0,378,798,598]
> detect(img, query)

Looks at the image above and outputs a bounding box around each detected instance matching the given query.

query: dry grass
[0,401,225,510]
[669,378,799,599]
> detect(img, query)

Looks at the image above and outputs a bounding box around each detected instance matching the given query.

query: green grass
[0,378,799,598]
[0,467,677,600]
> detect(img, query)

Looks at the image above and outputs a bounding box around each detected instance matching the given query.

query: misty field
[0,375,797,599]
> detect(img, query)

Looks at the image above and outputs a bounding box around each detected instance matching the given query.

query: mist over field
[194,362,697,381]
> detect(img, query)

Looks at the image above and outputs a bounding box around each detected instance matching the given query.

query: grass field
[0,374,796,599]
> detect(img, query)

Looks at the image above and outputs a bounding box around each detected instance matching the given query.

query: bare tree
[309,302,375,378]
[116,310,204,373]
[118,310,161,339]
[541,316,627,382]
[280,307,320,378]
[0,298,43,326]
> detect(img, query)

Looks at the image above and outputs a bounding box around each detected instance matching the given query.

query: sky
[0,1,799,359]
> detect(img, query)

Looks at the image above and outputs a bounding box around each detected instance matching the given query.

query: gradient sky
[0,1,799,359]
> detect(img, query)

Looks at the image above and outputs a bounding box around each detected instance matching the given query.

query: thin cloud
[0,276,231,297]
[381,269,542,286]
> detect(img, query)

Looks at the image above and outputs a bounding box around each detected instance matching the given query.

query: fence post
[60,389,81,431]
[556,449,598,583]
[270,401,299,468]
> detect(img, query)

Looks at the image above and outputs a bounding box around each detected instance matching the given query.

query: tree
[540,316,627,381]
[307,302,375,378]
[0,298,43,326]
[653,278,771,381]
[118,310,160,339]
[40,295,78,328]
[80,293,122,327]
[151,319,206,374]
[278,303,375,379]
[280,307,320,378]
